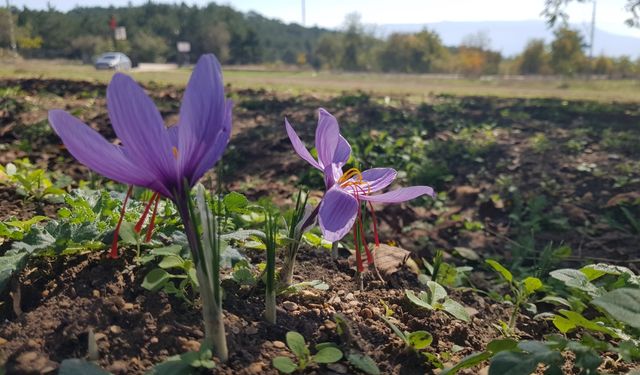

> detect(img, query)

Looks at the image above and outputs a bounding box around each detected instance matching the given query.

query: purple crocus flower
[286,108,434,269]
[48,54,231,257]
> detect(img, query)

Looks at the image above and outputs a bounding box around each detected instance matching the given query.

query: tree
[550,27,587,75]
[518,39,550,74]
[130,31,169,63]
[592,54,613,76]
[378,29,445,73]
[198,23,230,63]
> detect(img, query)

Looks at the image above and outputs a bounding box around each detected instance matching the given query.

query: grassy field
[2,58,640,102]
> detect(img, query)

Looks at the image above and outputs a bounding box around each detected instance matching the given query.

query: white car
[94,52,132,70]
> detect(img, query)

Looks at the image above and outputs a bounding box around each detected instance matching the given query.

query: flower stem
[264,210,278,324]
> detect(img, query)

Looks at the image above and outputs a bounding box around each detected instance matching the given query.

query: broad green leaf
[158,255,184,270]
[427,280,448,302]
[0,252,28,295]
[117,221,138,245]
[313,347,343,363]
[486,259,512,283]
[150,245,183,256]
[272,356,297,374]
[405,290,433,310]
[539,295,571,308]
[552,315,576,333]
[549,269,601,297]
[286,331,308,359]
[522,277,543,295]
[407,331,433,350]
[441,298,470,322]
[441,351,492,375]
[223,192,249,212]
[58,359,111,375]
[592,288,640,329]
[487,338,518,353]
[580,263,635,281]
[142,269,171,291]
[347,353,380,375]
[453,246,480,260]
[555,310,616,335]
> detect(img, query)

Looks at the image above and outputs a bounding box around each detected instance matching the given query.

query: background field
[2,59,640,103]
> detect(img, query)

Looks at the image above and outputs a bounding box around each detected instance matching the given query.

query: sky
[8,0,640,38]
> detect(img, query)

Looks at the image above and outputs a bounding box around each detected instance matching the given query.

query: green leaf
[142,268,171,292]
[427,280,448,302]
[522,277,543,295]
[592,288,640,329]
[313,347,343,363]
[58,359,111,375]
[117,221,138,245]
[407,331,433,350]
[380,315,407,343]
[441,351,492,375]
[554,310,615,335]
[552,315,576,333]
[286,331,308,359]
[0,252,28,293]
[223,192,249,212]
[487,339,519,353]
[346,353,380,375]
[158,255,185,270]
[272,357,297,374]
[150,245,183,256]
[486,259,512,283]
[580,263,636,281]
[405,290,434,309]
[441,298,470,322]
[549,269,601,297]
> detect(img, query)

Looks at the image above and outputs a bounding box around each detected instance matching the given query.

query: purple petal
[48,110,170,197]
[107,73,176,183]
[191,99,233,183]
[315,108,340,169]
[285,118,321,170]
[361,168,397,192]
[323,163,343,190]
[318,188,359,242]
[333,135,351,166]
[177,54,227,181]
[360,186,435,203]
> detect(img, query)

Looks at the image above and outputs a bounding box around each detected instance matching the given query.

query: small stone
[182,340,200,352]
[465,307,479,317]
[123,303,134,310]
[246,326,258,335]
[337,290,346,296]
[108,360,129,374]
[41,290,49,298]
[348,300,359,307]
[247,362,264,374]
[150,337,159,344]
[324,320,337,330]
[344,293,354,301]
[273,340,286,349]
[109,325,122,334]
[0,337,7,345]
[94,333,107,341]
[327,362,349,374]
[360,307,373,319]
[282,301,298,311]
[92,290,100,298]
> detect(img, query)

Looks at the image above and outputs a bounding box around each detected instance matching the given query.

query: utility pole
[5,0,17,57]
[589,0,596,61]
[301,0,306,26]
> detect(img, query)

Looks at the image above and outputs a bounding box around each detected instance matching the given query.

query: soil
[1,79,639,374]
[0,247,601,375]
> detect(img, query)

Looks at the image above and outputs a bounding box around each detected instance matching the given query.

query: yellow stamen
[172,146,179,160]
[338,168,363,184]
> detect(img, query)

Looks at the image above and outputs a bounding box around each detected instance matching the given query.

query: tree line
[1,2,639,78]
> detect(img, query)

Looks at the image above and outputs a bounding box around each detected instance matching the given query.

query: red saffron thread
[134,192,159,233]
[110,185,133,259]
[144,194,161,243]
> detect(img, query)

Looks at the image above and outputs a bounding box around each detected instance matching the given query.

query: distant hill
[376,20,640,58]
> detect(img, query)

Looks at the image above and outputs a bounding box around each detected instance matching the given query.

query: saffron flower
[286,109,434,271]
[48,54,232,257]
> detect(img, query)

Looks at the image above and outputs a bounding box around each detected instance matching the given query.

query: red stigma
[135,192,159,233]
[110,185,133,259]
[144,194,161,243]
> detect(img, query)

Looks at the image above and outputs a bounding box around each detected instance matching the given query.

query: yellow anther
[338,168,363,184]
[172,146,179,160]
